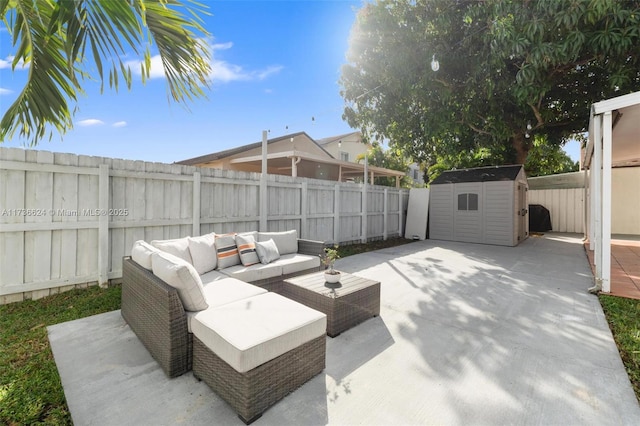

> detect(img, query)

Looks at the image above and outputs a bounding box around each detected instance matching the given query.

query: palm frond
[0,0,212,146]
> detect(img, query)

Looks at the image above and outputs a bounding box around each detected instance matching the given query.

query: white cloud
[0,87,12,95]
[112,121,127,128]
[209,42,283,83]
[77,119,105,127]
[125,40,283,84]
[0,55,28,70]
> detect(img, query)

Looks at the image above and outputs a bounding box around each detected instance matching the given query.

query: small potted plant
[323,246,341,284]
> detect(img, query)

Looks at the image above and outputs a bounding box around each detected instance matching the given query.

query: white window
[340,151,349,162]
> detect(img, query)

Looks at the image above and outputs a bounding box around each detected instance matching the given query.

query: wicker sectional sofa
[121,230,327,423]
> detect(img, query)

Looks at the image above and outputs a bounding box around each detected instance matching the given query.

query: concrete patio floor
[48,233,640,425]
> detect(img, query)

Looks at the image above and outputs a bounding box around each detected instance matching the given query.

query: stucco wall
[612,167,640,235]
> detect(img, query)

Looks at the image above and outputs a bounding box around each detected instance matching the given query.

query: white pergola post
[593,114,603,289]
[601,111,613,293]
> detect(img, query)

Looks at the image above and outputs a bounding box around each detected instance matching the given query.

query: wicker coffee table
[283,271,380,337]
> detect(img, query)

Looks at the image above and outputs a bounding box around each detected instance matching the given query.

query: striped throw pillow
[236,234,260,266]
[215,233,241,269]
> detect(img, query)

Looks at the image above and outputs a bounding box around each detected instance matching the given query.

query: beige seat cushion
[186,277,267,332]
[200,269,228,285]
[219,261,283,283]
[191,292,326,373]
[275,253,321,275]
[202,277,267,309]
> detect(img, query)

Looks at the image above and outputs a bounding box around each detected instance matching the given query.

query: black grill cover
[529,204,552,232]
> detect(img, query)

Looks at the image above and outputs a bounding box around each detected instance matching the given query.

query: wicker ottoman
[191,292,327,424]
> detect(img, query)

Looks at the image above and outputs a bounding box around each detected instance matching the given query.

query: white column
[601,111,613,293]
[593,115,603,288]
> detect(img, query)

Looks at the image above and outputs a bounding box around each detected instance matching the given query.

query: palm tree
[0,0,212,145]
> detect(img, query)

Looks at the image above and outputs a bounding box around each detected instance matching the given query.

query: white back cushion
[151,251,208,312]
[131,240,160,270]
[151,237,193,265]
[188,233,217,274]
[257,230,298,255]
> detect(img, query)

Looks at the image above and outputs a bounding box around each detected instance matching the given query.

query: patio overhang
[229,150,406,187]
[584,91,640,293]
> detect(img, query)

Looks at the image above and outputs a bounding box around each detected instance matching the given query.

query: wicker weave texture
[297,238,326,257]
[283,272,381,337]
[193,334,326,424]
[121,257,191,377]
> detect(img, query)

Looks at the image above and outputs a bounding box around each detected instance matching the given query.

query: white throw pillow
[151,237,193,265]
[236,233,260,266]
[255,239,281,265]
[257,230,298,255]
[215,233,241,269]
[131,240,159,270]
[151,251,208,311]
[188,233,217,274]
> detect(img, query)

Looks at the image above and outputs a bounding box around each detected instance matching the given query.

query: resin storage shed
[429,165,528,246]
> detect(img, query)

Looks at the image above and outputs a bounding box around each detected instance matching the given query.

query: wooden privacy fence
[0,147,408,302]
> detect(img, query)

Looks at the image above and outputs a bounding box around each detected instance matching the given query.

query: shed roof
[430,165,523,185]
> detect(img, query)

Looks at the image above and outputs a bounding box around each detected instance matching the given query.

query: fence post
[362,158,368,243]
[398,189,404,238]
[334,184,340,244]
[383,188,388,240]
[260,130,268,231]
[98,164,109,288]
[192,171,201,236]
[301,181,308,238]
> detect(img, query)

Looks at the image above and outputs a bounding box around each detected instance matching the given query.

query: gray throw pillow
[255,239,280,264]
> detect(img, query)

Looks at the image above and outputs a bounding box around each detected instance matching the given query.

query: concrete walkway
[48,233,640,425]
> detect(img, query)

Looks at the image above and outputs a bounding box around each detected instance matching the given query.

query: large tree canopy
[340,0,640,177]
[0,0,211,145]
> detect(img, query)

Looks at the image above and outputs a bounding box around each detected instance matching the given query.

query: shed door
[454,183,483,243]
[517,183,528,242]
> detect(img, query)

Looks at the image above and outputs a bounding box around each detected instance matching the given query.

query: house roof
[174,130,406,186]
[316,131,361,146]
[430,165,524,185]
[175,131,333,165]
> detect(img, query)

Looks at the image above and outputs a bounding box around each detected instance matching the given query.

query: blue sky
[0,0,580,164]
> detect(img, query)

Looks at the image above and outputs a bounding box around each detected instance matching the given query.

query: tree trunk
[511,134,529,165]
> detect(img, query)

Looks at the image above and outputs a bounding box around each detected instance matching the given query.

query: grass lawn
[1,238,638,424]
[0,286,121,425]
[599,294,640,400]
